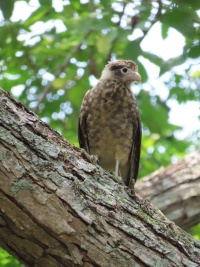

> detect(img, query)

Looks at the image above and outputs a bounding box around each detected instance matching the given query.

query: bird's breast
[86,85,139,169]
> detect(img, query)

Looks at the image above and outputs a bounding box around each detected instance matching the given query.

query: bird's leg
[115,159,119,177]
[113,159,123,184]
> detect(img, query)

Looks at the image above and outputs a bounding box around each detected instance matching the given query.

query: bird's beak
[132,71,141,82]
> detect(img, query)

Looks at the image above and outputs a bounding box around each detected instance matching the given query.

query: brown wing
[125,115,142,187]
[78,90,91,154]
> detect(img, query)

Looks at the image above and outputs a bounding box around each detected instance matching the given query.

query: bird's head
[100,60,141,86]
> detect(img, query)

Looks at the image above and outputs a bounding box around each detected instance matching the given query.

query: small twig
[33,30,91,114]
[156,0,163,21]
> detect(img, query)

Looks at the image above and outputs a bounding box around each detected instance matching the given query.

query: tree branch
[0,87,200,267]
[135,150,200,230]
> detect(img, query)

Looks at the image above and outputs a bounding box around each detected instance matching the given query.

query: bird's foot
[125,186,136,197]
[90,154,99,164]
[80,149,99,164]
[112,173,124,184]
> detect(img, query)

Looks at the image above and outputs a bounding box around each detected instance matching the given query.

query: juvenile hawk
[78,60,141,190]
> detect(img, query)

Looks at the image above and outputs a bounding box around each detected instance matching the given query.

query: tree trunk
[135,151,200,230]
[0,88,199,267]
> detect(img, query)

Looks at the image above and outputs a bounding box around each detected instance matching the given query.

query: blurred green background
[0,0,199,265]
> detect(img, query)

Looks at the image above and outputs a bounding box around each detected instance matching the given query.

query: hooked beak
[132,71,141,82]
[125,69,141,83]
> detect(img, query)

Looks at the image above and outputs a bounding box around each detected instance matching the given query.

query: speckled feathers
[78,60,142,190]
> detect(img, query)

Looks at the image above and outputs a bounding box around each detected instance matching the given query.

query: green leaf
[160,54,187,75]
[139,90,180,135]
[163,6,198,40]
[161,23,169,40]
[0,248,21,267]
[143,52,163,67]
[188,223,200,240]
[124,39,142,60]
[23,6,53,27]
[136,60,148,83]
[38,0,52,5]
[96,29,118,55]
[0,0,15,20]
[188,43,200,58]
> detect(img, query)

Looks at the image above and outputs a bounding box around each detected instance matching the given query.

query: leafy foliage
[0,0,200,264]
[189,223,200,240]
[0,249,20,267]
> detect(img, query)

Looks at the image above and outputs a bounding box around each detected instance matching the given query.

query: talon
[112,173,123,184]
[80,148,99,164]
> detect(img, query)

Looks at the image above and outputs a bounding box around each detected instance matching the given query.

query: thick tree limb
[0,87,200,267]
[135,151,200,230]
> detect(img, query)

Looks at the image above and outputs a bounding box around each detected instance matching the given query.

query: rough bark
[135,151,200,230]
[0,87,200,267]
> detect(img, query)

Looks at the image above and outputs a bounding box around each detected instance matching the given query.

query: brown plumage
[78,60,142,190]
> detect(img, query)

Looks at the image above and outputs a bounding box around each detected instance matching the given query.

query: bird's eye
[121,67,128,73]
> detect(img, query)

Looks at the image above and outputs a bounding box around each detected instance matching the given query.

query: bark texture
[0,87,200,267]
[135,151,200,230]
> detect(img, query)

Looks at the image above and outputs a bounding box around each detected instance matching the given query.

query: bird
[78,60,142,190]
